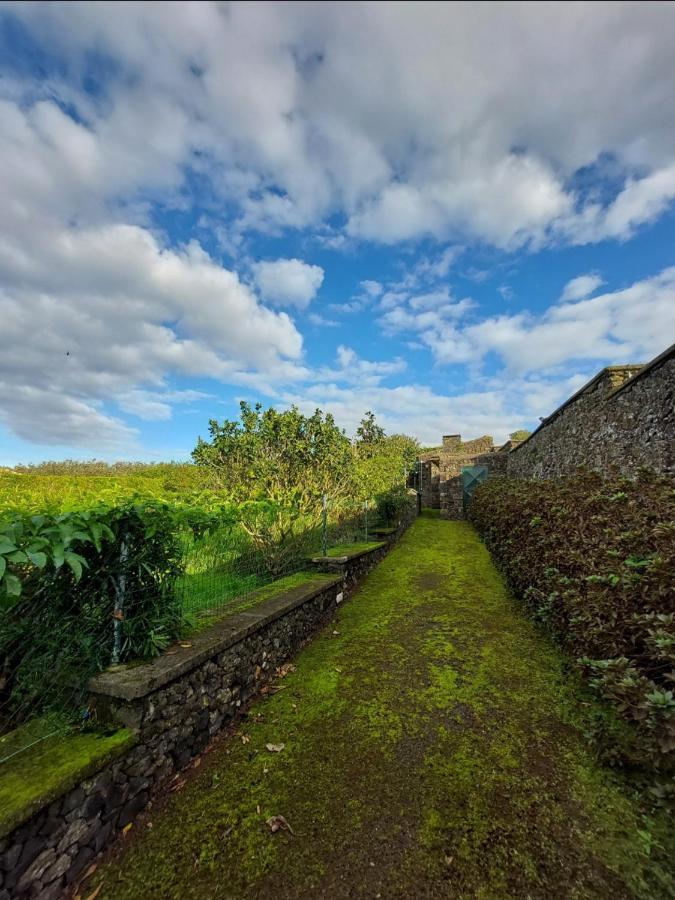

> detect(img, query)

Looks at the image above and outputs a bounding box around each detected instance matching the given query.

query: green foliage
[509,429,532,442]
[353,412,419,518]
[468,469,675,770]
[192,403,355,572]
[355,411,385,446]
[193,402,354,506]
[0,464,211,514]
[0,502,192,724]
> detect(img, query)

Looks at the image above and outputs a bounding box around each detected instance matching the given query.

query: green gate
[461,465,488,513]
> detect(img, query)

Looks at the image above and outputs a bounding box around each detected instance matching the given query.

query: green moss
[90,517,674,900]
[188,571,338,631]
[321,541,385,558]
[0,723,135,837]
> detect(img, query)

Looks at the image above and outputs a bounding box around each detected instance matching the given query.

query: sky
[0,0,674,464]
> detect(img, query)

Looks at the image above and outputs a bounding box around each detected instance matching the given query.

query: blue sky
[0,1,674,464]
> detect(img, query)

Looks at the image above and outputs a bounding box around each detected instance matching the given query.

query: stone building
[416,434,513,518]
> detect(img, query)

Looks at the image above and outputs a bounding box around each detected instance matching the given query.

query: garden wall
[0,510,416,899]
[507,343,674,479]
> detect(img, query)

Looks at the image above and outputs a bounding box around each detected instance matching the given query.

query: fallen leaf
[444,854,454,866]
[335,666,342,673]
[257,804,261,814]
[332,630,339,635]
[291,703,297,710]
[276,663,296,678]
[122,823,133,836]
[85,885,103,900]
[261,684,286,695]
[241,734,250,744]
[255,665,262,678]
[266,742,285,752]
[192,756,202,768]
[180,642,193,648]
[82,863,97,881]
[263,766,269,774]
[266,815,294,835]
[169,778,186,793]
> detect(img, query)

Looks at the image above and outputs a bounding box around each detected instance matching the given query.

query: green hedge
[468,470,675,771]
[0,502,201,726]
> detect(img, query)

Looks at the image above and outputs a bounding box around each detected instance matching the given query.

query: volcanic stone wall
[507,345,674,479]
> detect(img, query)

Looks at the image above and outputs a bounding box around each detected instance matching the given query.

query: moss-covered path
[90,514,670,899]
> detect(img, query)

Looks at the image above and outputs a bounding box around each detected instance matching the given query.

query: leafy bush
[468,469,675,769]
[0,502,189,725]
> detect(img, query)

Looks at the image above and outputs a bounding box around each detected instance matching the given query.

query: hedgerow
[468,469,675,770]
[0,501,227,725]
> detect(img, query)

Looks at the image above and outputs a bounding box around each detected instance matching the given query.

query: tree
[509,429,532,442]
[356,411,385,446]
[353,431,420,519]
[192,403,355,572]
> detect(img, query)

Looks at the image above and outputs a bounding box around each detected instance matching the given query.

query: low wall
[508,344,674,479]
[1,508,416,899]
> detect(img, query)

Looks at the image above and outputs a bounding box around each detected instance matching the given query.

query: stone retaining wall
[507,344,674,479]
[1,506,416,899]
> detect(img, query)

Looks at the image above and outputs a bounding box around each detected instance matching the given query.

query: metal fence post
[321,493,328,557]
[111,531,129,665]
[364,499,369,541]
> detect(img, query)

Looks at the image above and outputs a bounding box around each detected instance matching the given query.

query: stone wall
[437,437,510,519]
[2,511,416,899]
[507,345,674,479]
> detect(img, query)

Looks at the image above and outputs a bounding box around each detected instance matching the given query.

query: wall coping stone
[608,341,674,400]
[89,572,342,702]
[310,541,386,564]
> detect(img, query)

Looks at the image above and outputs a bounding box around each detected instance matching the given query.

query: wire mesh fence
[0,494,396,764]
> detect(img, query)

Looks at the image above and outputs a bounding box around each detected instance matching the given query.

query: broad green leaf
[28,551,48,568]
[65,552,88,581]
[6,550,28,564]
[3,573,22,597]
[52,544,65,569]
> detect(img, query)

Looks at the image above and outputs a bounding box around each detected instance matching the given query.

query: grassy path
[90,513,671,899]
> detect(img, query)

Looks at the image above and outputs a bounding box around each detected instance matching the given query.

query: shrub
[468,469,675,769]
[0,502,189,725]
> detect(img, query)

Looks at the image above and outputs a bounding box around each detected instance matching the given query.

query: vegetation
[0,502,202,727]
[192,403,355,575]
[509,429,532,442]
[0,406,417,728]
[469,469,675,772]
[89,515,673,900]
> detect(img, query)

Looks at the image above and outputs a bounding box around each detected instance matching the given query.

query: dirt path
[89,513,671,899]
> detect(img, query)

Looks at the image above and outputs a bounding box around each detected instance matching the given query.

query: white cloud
[281,370,591,446]
[253,258,324,309]
[407,267,675,374]
[360,280,383,298]
[308,313,339,327]
[0,223,305,447]
[4,2,675,249]
[560,273,604,302]
[314,346,407,387]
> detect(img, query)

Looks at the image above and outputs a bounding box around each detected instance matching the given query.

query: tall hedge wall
[469,469,674,771]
